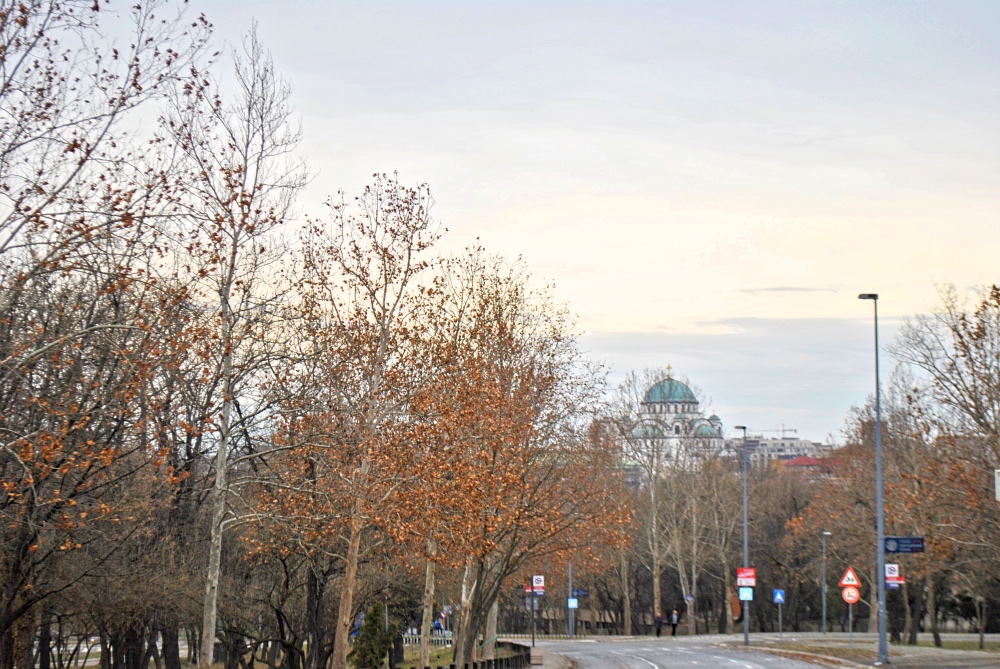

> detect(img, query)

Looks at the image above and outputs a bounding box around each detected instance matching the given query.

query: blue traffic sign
[739,587,753,601]
[773,589,785,604]
[885,536,924,553]
[572,589,590,598]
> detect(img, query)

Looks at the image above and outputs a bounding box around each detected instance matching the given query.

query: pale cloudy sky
[196,0,1000,441]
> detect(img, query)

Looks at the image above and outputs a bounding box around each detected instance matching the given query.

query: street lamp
[821,531,831,634]
[859,293,888,665]
[734,425,750,647]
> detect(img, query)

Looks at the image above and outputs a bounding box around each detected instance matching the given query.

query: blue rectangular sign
[884,536,924,553]
[773,589,785,604]
[739,587,753,601]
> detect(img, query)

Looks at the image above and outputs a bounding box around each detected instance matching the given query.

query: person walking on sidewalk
[654,612,663,637]
[670,609,679,636]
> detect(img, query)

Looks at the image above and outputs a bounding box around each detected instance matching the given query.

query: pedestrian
[670,609,679,636]
[654,612,663,637]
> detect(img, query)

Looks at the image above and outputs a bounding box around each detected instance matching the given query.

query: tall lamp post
[821,531,831,634]
[734,425,750,647]
[859,293,888,665]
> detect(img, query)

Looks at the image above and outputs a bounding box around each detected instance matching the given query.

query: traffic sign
[736,567,757,587]
[572,589,590,598]
[884,536,924,553]
[567,598,578,609]
[842,586,861,604]
[885,563,905,586]
[739,587,754,601]
[532,575,545,595]
[838,566,861,588]
[685,594,694,602]
[773,589,785,604]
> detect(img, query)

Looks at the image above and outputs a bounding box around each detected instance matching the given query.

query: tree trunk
[480,600,498,660]
[200,293,233,669]
[39,615,51,669]
[162,625,182,669]
[651,556,662,634]
[927,577,941,647]
[452,559,478,668]
[331,516,363,669]
[620,552,632,636]
[720,578,732,634]
[902,577,913,645]
[306,567,326,669]
[420,546,436,669]
[978,598,985,650]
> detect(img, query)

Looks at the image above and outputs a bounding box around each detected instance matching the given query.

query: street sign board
[532,575,545,595]
[838,566,861,587]
[885,563,905,586]
[572,589,590,598]
[842,586,861,604]
[525,584,532,593]
[773,589,785,604]
[568,598,578,609]
[884,536,924,553]
[739,587,754,601]
[685,594,694,602]
[736,567,757,587]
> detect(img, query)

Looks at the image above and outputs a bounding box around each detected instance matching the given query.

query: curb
[727,645,868,668]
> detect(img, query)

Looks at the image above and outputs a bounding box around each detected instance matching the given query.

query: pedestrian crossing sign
[773,589,785,604]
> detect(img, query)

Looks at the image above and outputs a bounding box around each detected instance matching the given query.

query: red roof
[784,456,824,467]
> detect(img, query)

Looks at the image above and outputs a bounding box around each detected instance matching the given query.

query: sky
[192,1,1000,442]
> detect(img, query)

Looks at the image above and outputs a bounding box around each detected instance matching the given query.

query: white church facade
[629,374,726,465]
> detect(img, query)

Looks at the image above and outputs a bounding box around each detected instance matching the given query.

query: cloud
[739,286,840,294]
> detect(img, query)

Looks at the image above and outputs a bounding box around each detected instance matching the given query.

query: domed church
[630,370,725,463]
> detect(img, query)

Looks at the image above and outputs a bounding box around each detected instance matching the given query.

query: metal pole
[568,561,574,639]
[532,589,536,648]
[737,425,750,647]
[849,602,853,654]
[822,531,830,634]
[860,293,889,664]
[778,602,782,647]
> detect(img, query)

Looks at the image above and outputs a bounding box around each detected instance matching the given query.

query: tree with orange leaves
[0,2,211,665]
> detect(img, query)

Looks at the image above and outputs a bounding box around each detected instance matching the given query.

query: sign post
[839,567,861,654]
[531,575,544,647]
[567,563,574,640]
[773,590,785,645]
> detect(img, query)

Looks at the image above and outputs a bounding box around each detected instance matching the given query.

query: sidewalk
[722,634,1000,668]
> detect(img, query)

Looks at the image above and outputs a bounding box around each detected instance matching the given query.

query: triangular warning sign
[839,566,861,588]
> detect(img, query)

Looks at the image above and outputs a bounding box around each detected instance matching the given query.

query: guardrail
[397,640,532,669]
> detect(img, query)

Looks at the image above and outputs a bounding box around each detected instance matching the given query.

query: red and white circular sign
[842,586,861,604]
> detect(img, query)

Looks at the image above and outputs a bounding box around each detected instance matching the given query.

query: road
[538,636,829,669]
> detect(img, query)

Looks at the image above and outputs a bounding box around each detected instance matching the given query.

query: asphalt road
[538,637,828,669]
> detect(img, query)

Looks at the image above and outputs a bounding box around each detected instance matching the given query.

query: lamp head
[823,531,832,536]
[734,425,746,430]
[858,293,878,300]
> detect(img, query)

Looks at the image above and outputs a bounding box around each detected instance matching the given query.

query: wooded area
[3,3,1000,669]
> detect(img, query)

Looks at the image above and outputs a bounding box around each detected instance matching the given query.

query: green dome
[694,424,720,438]
[632,424,665,439]
[643,378,697,404]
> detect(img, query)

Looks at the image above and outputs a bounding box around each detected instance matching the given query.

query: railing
[397,640,532,669]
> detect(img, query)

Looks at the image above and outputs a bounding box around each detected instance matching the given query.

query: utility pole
[859,293,888,665]
[735,425,750,647]
[822,531,831,634]
[568,561,574,639]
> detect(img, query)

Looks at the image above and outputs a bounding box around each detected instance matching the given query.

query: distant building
[744,435,832,467]
[628,374,725,467]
